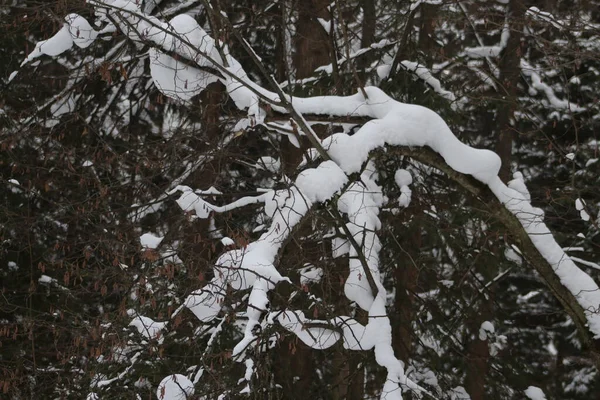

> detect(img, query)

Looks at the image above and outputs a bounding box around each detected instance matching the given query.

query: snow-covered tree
[2,1,600,399]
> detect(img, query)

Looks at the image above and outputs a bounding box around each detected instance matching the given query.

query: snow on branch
[377,60,462,107]
[16,1,600,396]
[178,162,347,355]
[115,0,600,377]
[169,185,267,219]
[489,178,600,335]
[526,6,566,30]
[399,61,457,102]
[463,21,510,60]
[520,59,585,112]
[15,14,99,70]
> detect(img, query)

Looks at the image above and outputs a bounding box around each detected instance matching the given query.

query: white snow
[238,359,254,394]
[331,236,350,258]
[504,247,523,265]
[64,3,223,102]
[489,177,600,337]
[449,386,471,399]
[139,233,164,249]
[376,64,392,80]
[400,61,458,104]
[576,199,590,221]
[580,210,591,222]
[478,321,495,340]
[183,284,224,322]
[219,58,500,182]
[243,358,254,381]
[527,7,565,30]
[20,13,98,68]
[179,157,419,398]
[7,179,22,193]
[317,18,331,34]
[157,374,194,400]
[215,78,600,340]
[525,386,547,400]
[288,87,501,183]
[129,315,166,339]
[221,237,235,246]
[174,189,213,219]
[183,176,321,326]
[521,60,585,112]
[8,261,18,271]
[21,25,74,66]
[156,31,600,388]
[33,4,600,396]
[148,14,221,100]
[570,257,600,271]
[464,23,509,59]
[274,311,340,349]
[299,264,324,285]
[507,172,531,202]
[38,275,56,284]
[172,185,265,219]
[295,160,348,203]
[465,45,503,58]
[398,186,412,207]
[410,0,443,11]
[394,169,413,187]
[338,165,384,310]
[257,156,280,173]
[395,169,413,208]
[65,14,99,48]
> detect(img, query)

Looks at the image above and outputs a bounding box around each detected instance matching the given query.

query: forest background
[2,0,600,399]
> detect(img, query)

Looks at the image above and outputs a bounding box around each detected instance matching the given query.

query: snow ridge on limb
[520,59,585,112]
[174,157,424,397]
[377,60,461,107]
[15,13,99,71]
[136,16,600,390]
[220,66,600,339]
[489,177,600,337]
[178,162,347,348]
[131,17,600,379]
[18,0,600,393]
[225,80,502,182]
[198,21,600,341]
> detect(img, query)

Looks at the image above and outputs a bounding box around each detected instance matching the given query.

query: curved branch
[382,146,600,364]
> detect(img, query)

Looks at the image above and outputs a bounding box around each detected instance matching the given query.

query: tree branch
[381,146,600,364]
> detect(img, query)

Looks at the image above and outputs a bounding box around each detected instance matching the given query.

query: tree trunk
[418,4,437,68]
[465,331,491,400]
[293,0,332,80]
[495,0,526,182]
[465,293,494,400]
[392,226,420,364]
[358,0,376,82]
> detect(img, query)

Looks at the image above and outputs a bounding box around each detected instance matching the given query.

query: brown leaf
[119,63,128,79]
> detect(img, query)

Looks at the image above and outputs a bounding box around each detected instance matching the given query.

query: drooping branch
[16,1,600,395]
[382,146,600,364]
[120,3,600,365]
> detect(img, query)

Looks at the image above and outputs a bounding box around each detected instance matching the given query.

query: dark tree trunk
[495,0,526,182]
